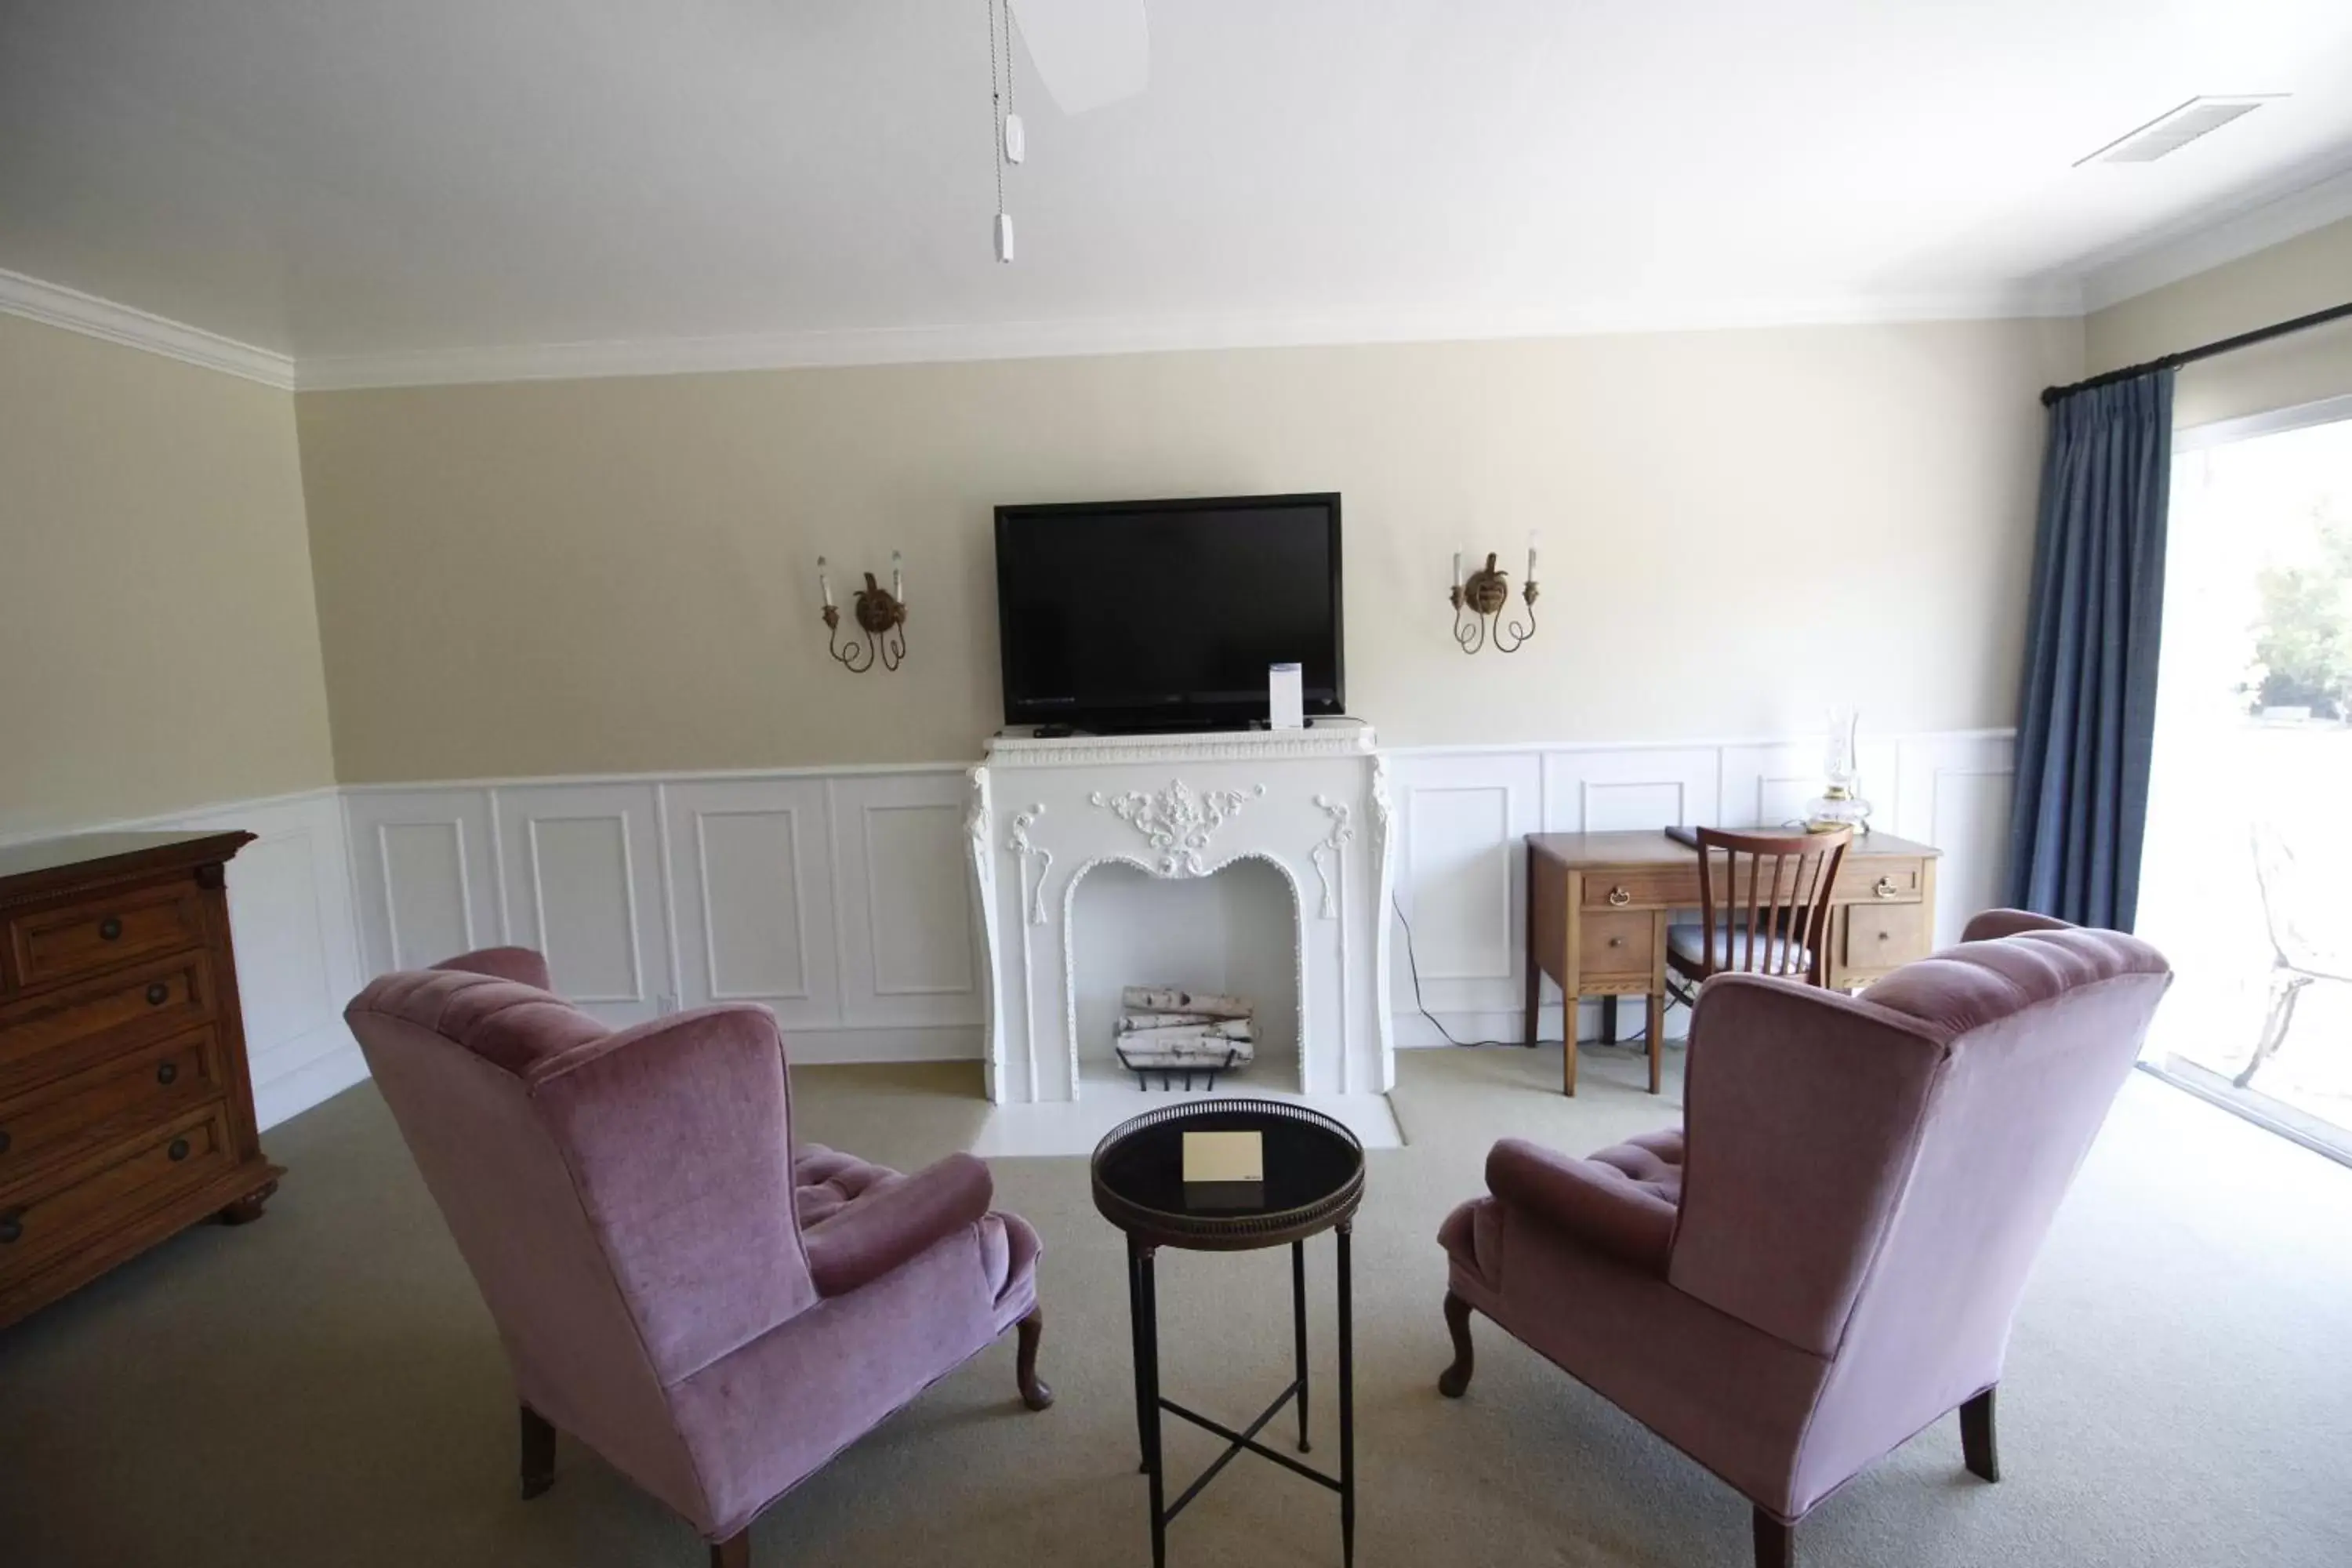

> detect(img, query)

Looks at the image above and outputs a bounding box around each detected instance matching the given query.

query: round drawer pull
[1607,935,1625,948]
[1606,885,1632,908]
[168,1138,191,1163]
[1877,930,1890,942]
[157,1062,180,1086]
[1873,877,1900,899]
[0,1209,23,1244]
[99,916,124,941]
[147,982,171,1006]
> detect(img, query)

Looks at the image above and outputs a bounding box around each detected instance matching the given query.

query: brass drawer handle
[0,1208,22,1244]
[168,1138,191,1163]
[1606,885,1632,908]
[1873,877,1900,899]
[147,982,171,1006]
[157,1062,180,1087]
[99,916,124,941]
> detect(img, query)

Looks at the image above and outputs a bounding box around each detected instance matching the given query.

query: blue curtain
[2005,369,2174,929]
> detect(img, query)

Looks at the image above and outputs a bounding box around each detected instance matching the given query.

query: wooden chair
[1665,826,1853,1009]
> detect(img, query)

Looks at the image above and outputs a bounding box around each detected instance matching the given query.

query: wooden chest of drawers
[0,830,281,1330]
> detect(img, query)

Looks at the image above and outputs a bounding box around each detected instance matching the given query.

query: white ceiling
[4,0,2351,386]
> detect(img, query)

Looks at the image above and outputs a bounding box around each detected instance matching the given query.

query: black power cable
[1391,892,1654,1051]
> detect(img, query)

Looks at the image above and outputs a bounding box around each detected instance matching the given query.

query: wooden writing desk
[1526,830,1941,1095]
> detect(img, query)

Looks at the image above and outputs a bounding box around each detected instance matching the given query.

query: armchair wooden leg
[1015,1306,1054,1410]
[1752,1508,1795,1568]
[1646,989,1666,1094]
[1961,1387,1999,1482]
[519,1404,555,1500]
[710,1529,750,1568]
[1437,1290,1475,1398]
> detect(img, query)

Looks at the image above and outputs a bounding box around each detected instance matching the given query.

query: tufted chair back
[1672,910,2171,1512]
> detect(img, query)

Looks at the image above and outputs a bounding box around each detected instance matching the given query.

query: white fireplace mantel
[967,720,1396,1104]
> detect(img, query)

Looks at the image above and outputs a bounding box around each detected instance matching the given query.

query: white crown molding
[0,268,294,390]
[291,283,2085,393]
[2079,165,2352,314]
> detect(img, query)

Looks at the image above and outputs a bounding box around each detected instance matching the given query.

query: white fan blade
[1006,0,1149,115]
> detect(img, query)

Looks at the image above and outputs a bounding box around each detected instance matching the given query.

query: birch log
[1120,986,1253,1020]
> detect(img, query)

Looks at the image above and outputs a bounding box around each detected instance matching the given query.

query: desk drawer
[0,1103,231,1283]
[0,1026,220,1182]
[7,882,206,990]
[1580,871,1683,911]
[1844,901,1929,972]
[1578,912,1653,980]
[1835,858,1926,904]
[0,950,216,1088]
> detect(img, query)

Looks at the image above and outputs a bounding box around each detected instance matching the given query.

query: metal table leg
[1136,1242,1166,1568]
[1338,1221,1355,1568]
[1292,1238,1312,1453]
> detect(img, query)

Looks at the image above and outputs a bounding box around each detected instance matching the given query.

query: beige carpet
[3,1043,2349,1567]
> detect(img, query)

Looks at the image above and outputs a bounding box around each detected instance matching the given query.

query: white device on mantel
[1269,662,1305,730]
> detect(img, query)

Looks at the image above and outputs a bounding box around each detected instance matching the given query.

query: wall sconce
[1450,536,1539,654]
[818,552,908,673]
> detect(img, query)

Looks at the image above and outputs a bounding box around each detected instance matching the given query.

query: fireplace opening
[1068,858,1301,1099]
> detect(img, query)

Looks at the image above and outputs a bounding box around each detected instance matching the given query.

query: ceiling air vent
[2076,96,2282,165]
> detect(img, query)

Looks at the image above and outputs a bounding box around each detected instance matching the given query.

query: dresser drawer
[0,949,217,1088]
[0,1026,220,1182]
[1578,911,1654,979]
[0,1104,232,1282]
[7,881,206,989]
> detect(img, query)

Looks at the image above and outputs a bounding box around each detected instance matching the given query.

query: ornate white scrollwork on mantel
[1309,795,1354,920]
[1007,803,1052,926]
[1088,779,1269,878]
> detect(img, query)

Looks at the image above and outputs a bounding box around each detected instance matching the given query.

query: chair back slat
[1692,826,1853,983]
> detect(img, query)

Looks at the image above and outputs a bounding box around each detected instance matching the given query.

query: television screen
[994,493,1344,733]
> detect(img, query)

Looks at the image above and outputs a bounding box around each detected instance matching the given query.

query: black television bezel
[992,492,1346,734]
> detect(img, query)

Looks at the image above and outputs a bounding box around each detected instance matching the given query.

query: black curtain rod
[2041,298,2352,405]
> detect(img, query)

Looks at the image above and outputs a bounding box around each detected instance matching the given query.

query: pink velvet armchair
[346,947,1050,1567]
[1436,912,2171,1566]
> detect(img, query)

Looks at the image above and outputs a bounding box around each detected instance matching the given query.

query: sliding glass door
[2138,400,2352,1156]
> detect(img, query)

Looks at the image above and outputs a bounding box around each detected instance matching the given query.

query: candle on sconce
[892,550,904,602]
[1452,551,1463,593]
[818,556,834,609]
[1526,532,1540,583]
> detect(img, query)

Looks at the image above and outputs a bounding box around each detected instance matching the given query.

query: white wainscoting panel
[494,784,670,1024]
[349,789,501,976]
[1389,752,1541,1027]
[829,773,981,1029]
[662,777,841,1032]
[1892,731,2017,946]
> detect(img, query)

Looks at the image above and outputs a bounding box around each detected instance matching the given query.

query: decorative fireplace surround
[967,722,1395,1104]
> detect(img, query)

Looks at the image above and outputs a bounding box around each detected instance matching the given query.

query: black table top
[1091,1098,1365,1250]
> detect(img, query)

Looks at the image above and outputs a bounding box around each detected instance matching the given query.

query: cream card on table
[1182,1131,1265,1184]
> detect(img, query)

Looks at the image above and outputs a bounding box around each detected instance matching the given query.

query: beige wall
[2086,215,2352,429]
[1,314,336,839]
[296,318,2080,781]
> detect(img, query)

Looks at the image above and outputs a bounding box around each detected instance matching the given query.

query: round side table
[1091,1098,1366,1568]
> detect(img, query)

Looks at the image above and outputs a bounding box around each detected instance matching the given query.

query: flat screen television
[994,492,1345,734]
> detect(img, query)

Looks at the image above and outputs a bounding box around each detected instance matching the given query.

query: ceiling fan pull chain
[986,0,1014,261]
